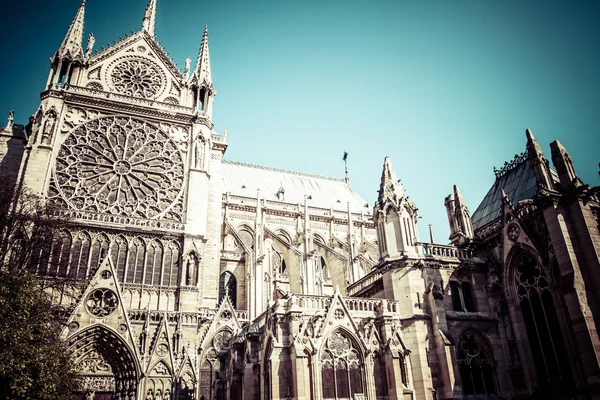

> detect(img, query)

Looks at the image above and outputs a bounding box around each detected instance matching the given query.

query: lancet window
[514,254,569,384]
[457,330,496,395]
[32,230,182,287]
[272,251,287,277]
[320,331,364,399]
[450,280,475,312]
[218,272,237,306]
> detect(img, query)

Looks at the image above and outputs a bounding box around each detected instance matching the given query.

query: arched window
[112,235,128,282]
[457,330,496,395]
[450,280,476,312]
[219,272,237,307]
[200,330,232,400]
[272,251,287,277]
[320,256,329,279]
[514,254,569,384]
[320,331,364,399]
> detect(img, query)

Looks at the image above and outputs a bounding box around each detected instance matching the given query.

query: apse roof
[471,158,558,231]
[221,160,371,215]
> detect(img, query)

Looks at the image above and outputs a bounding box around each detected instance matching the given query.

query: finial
[6,110,14,129]
[343,151,349,185]
[429,223,435,244]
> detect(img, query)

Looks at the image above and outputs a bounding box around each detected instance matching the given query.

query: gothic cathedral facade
[1,1,599,399]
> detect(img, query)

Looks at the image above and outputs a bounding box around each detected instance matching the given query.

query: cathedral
[1,1,599,399]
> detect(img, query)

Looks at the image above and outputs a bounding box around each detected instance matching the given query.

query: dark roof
[472,161,543,231]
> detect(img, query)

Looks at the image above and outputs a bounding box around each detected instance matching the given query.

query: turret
[374,157,419,258]
[190,26,215,117]
[526,129,555,190]
[47,0,86,89]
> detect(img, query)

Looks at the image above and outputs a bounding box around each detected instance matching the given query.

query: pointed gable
[62,256,139,361]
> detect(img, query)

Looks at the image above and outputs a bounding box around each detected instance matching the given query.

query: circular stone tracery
[86,288,118,317]
[110,58,165,99]
[53,116,184,221]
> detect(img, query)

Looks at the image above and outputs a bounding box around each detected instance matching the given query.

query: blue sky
[0,0,598,243]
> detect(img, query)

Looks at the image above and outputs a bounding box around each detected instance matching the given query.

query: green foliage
[0,271,77,400]
[0,268,79,399]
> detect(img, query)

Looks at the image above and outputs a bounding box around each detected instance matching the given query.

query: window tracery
[86,288,118,317]
[514,254,569,385]
[110,58,166,99]
[52,116,184,222]
[320,331,364,399]
[457,330,496,395]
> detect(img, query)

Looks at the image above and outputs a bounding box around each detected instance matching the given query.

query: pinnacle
[142,0,157,37]
[56,0,86,61]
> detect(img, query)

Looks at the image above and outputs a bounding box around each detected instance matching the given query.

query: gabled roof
[221,160,371,215]
[471,159,558,231]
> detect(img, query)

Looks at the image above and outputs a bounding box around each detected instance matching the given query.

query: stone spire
[525,128,554,190]
[550,140,581,190]
[194,26,213,88]
[377,157,406,208]
[141,0,157,37]
[54,0,86,62]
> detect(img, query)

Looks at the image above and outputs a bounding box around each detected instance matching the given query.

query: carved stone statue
[41,112,56,145]
[84,390,95,400]
[184,56,191,78]
[85,33,95,58]
[194,140,204,169]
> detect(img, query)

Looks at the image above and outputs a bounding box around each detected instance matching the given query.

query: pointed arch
[90,232,110,278]
[505,246,570,388]
[456,328,497,395]
[199,329,233,400]
[319,329,365,399]
[218,271,237,307]
[67,324,139,398]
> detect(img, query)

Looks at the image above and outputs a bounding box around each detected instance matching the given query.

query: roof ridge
[222,159,347,183]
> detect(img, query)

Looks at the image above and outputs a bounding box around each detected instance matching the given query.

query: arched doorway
[68,325,139,400]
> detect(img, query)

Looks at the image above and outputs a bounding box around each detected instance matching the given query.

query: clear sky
[1,0,598,243]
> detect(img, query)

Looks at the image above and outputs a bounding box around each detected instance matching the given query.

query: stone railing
[344,297,398,313]
[67,209,185,232]
[223,194,371,222]
[128,307,250,325]
[65,85,197,115]
[290,294,332,310]
[420,243,472,259]
[347,269,383,297]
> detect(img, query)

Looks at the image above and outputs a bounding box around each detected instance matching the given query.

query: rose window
[86,288,118,317]
[110,58,165,99]
[53,116,184,221]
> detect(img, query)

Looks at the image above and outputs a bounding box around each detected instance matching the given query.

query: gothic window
[163,241,180,286]
[320,331,364,399]
[150,240,164,285]
[129,238,146,284]
[70,231,91,279]
[50,230,72,276]
[450,280,476,312]
[457,330,496,395]
[109,58,166,99]
[374,353,389,398]
[272,251,287,277]
[218,272,237,307]
[320,256,329,280]
[90,233,110,276]
[112,235,128,282]
[51,116,184,222]
[514,254,569,383]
